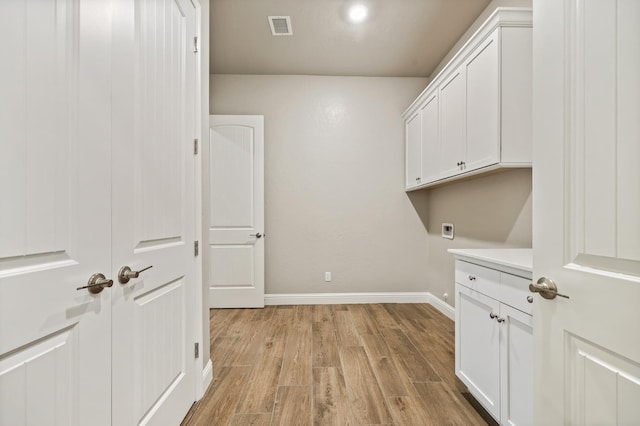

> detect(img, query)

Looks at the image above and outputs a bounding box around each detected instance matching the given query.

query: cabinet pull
[489,312,498,320]
[468,275,477,281]
[496,317,505,323]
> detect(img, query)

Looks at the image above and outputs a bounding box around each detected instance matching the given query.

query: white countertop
[447,248,533,274]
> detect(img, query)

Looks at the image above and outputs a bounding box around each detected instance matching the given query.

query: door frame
[192,0,212,399]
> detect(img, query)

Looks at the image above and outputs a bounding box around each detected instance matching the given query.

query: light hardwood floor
[182,304,495,425]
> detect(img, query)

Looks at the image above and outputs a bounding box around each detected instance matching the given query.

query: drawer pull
[527,296,534,303]
[489,312,498,320]
[468,275,477,281]
[496,317,505,323]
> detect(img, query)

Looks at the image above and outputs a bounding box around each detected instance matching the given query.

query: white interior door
[0,1,112,424]
[111,0,197,424]
[533,0,640,424]
[209,115,265,308]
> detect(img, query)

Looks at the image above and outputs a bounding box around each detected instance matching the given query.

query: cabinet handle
[489,312,498,320]
[416,177,421,181]
[527,295,534,303]
[496,317,505,323]
[468,275,477,281]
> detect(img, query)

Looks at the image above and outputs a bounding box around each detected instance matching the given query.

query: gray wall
[412,170,532,307]
[210,75,430,294]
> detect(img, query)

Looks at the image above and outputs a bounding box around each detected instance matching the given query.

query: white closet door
[0,1,112,424]
[208,115,265,308]
[533,0,640,423]
[111,0,197,424]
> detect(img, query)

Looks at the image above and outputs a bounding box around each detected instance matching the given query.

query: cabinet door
[405,110,422,188]
[420,92,440,183]
[499,303,533,426]
[439,68,466,177]
[466,29,500,171]
[455,284,501,421]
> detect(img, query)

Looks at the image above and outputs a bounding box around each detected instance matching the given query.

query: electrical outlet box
[442,223,454,240]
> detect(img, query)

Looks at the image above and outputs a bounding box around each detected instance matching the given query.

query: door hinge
[193,36,198,53]
[194,240,199,257]
[194,138,199,155]
[194,342,199,358]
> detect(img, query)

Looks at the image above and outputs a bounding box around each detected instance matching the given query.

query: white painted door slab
[111,0,197,424]
[533,0,640,424]
[209,115,264,308]
[0,1,112,424]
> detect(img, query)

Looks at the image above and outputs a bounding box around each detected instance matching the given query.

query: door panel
[439,69,466,177]
[209,116,265,308]
[420,92,439,184]
[465,30,499,171]
[0,0,112,424]
[499,304,533,426]
[455,285,500,420]
[112,0,197,424]
[533,0,640,423]
[405,111,422,187]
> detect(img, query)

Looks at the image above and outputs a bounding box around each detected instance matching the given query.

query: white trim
[199,359,213,399]
[264,292,454,320]
[264,292,430,305]
[424,293,456,321]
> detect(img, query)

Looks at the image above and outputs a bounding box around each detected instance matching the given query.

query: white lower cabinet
[454,258,533,426]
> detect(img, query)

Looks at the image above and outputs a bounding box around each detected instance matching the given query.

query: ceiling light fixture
[348,4,368,23]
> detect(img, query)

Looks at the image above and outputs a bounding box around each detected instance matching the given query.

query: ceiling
[210,0,492,77]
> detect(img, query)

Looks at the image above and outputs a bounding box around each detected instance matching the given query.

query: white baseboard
[263,292,455,321]
[199,359,212,399]
[424,293,455,321]
[264,292,431,306]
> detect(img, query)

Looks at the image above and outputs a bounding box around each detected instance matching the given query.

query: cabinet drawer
[455,260,500,299]
[500,272,533,315]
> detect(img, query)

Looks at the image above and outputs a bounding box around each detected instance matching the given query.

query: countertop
[447,248,533,276]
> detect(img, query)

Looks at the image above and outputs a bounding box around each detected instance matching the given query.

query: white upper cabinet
[403,8,532,191]
[465,30,500,171]
[420,92,440,183]
[439,68,467,178]
[405,110,422,188]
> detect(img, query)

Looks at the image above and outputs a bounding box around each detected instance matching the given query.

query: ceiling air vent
[268,16,293,36]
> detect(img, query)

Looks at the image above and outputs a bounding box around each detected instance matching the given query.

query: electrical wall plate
[442,223,454,240]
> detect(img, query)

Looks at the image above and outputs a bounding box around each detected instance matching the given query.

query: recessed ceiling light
[348,4,368,23]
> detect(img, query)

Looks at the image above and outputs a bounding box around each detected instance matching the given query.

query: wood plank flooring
[182,304,496,426]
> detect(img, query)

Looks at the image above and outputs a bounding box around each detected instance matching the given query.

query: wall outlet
[325,272,332,282]
[442,223,454,240]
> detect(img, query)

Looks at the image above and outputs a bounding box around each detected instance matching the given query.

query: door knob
[250,232,263,239]
[118,265,153,284]
[76,273,114,294]
[529,277,570,300]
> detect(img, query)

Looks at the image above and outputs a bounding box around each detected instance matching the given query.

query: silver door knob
[77,273,114,294]
[529,277,570,300]
[250,232,263,239]
[118,265,153,284]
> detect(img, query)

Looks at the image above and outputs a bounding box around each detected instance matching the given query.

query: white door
[111,0,197,424]
[439,68,466,177]
[420,92,439,184]
[465,29,499,172]
[405,110,422,188]
[0,1,112,424]
[208,115,264,308]
[533,0,640,424]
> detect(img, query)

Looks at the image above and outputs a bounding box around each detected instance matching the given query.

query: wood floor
[182,303,495,426]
